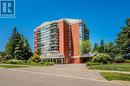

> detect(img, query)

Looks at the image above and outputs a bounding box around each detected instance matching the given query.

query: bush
[27,60,55,66]
[115,55,124,63]
[5,59,25,64]
[45,62,55,66]
[27,60,35,65]
[38,62,44,65]
[30,54,41,62]
[1,61,6,63]
[91,53,112,64]
[86,62,101,66]
[124,60,130,63]
[124,53,130,59]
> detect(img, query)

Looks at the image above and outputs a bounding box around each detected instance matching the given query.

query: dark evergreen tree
[93,43,98,52]
[21,36,33,61]
[116,18,130,58]
[37,48,41,55]
[98,40,105,53]
[5,27,21,59]
[4,27,33,60]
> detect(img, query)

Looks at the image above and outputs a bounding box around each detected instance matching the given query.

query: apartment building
[34,18,89,64]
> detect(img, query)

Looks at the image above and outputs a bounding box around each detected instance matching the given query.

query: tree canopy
[92,18,130,59]
[4,27,33,60]
[81,40,91,54]
[116,18,130,58]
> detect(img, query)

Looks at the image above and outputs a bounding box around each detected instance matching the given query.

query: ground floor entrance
[71,57,92,64]
[42,58,64,64]
[42,57,91,64]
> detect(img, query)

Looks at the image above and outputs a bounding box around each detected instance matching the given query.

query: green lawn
[101,72,130,81]
[88,63,130,72]
[0,64,28,68]
[0,62,55,68]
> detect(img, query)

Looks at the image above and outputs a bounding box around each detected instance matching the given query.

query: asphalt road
[0,64,130,86]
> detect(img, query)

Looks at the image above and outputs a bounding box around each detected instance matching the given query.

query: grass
[101,72,130,81]
[0,64,28,68]
[88,63,130,72]
[0,62,55,68]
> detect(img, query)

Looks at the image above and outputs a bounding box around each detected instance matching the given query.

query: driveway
[0,64,129,86]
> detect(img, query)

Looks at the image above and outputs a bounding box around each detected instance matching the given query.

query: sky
[0,0,130,51]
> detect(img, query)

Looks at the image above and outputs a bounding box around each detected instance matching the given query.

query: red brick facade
[58,20,81,63]
[58,20,70,63]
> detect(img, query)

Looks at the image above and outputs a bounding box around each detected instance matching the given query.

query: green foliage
[92,18,130,60]
[4,27,33,60]
[45,62,55,66]
[37,48,41,55]
[86,62,101,66]
[27,60,55,66]
[29,54,41,62]
[0,64,27,68]
[81,40,91,54]
[116,18,130,56]
[124,59,130,63]
[88,63,130,72]
[0,51,6,59]
[92,40,105,53]
[5,59,25,64]
[91,53,112,64]
[105,42,115,54]
[126,18,130,26]
[101,72,130,81]
[21,36,33,60]
[0,51,2,56]
[27,60,37,65]
[92,43,98,52]
[115,55,124,63]
[98,40,105,53]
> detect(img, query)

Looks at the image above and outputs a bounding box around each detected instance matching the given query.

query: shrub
[115,55,124,63]
[91,53,112,64]
[27,60,33,64]
[124,53,130,59]
[124,60,130,63]
[38,62,44,65]
[5,59,25,64]
[86,62,101,66]
[30,54,41,62]
[45,62,55,66]
[27,60,55,66]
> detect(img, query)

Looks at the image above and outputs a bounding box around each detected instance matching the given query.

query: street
[0,64,129,86]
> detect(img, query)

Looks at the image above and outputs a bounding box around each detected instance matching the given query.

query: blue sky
[0,0,130,51]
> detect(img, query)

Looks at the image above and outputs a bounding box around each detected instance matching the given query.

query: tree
[126,18,130,26]
[104,42,117,62]
[21,36,33,61]
[116,18,130,58]
[5,27,21,59]
[37,48,41,55]
[4,27,33,60]
[81,40,91,54]
[97,40,105,53]
[0,51,1,56]
[93,43,98,52]
[105,42,114,54]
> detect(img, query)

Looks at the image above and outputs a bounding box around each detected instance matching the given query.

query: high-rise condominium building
[34,18,89,64]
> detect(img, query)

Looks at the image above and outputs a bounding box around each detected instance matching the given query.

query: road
[0,64,129,86]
